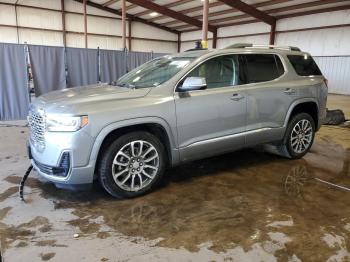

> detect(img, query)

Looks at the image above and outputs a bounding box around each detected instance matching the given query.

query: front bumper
[28,129,96,185]
[31,157,95,185]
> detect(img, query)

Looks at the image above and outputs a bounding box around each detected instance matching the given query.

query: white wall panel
[314,56,350,95]
[180,41,194,52]
[17,0,61,10]
[0,27,18,43]
[64,0,119,18]
[65,13,83,32]
[181,30,213,41]
[276,27,350,56]
[217,35,270,49]
[66,33,84,48]
[218,22,270,37]
[0,4,16,25]
[18,28,63,46]
[17,7,62,30]
[88,35,121,50]
[132,39,177,53]
[87,16,124,35]
[132,22,177,41]
[277,10,350,31]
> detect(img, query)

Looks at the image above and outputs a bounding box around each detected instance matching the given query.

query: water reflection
[32,145,349,259]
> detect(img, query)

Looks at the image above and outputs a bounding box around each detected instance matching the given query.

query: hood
[34,84,151,114]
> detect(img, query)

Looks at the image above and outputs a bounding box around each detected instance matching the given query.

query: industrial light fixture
[150,12,158,17]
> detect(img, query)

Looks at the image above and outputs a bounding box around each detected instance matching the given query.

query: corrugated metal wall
[314,56,350,95]
[181,10,350,95]
[0,0,178,53]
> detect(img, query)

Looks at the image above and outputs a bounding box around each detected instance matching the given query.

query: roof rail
[224,43,301,52]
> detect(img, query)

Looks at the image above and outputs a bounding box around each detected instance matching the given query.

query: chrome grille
[28,108,46,151]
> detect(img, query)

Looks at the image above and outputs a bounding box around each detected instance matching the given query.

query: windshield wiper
[111,82,135,89]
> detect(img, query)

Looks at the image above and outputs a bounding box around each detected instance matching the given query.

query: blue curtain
[29,45,66,96]
[66,47,99,88]
[100,49,127,83]
[0,43,29,120]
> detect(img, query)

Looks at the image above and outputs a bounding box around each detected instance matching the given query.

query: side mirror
[180,77,207,91]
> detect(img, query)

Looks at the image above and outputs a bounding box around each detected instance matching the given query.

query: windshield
[115,57,193,88]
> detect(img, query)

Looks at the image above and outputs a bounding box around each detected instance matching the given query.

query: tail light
[324,78,329,88]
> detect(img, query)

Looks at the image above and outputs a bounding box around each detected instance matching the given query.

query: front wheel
[283,113,316,159]
[98,131,166,199]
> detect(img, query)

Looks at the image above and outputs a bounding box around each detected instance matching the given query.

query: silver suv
[28,44,328,198]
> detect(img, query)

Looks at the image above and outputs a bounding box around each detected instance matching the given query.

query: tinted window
[288,55,322,76]
[241,54,284,83]
[186,55,244,89]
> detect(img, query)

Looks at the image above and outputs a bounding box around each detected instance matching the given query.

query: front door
[174,54,247,162]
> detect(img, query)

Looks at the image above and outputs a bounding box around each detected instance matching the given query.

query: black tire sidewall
[98,131,166,199]
[285,113,315,159]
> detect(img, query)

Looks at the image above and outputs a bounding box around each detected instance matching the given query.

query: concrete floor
[0,94,349,262]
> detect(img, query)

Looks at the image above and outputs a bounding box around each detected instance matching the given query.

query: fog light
[52,152,71,177]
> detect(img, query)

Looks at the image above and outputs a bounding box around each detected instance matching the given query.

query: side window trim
[240,53,286,84]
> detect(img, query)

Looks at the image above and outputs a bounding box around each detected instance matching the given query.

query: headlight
[46,115,89,132]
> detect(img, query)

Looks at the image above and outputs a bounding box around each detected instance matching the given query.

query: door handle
[284,88,296,95]
[230,93,244,101]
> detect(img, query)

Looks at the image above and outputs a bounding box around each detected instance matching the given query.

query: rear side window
[241,54,284,83]
[288,55,322,76]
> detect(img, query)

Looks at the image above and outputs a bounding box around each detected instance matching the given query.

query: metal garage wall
[0,43,29,120]
[28,45,66,96]
[0,1,178,53]
[314,56,350,95]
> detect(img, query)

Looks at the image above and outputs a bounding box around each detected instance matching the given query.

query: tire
[282,113,316,159]
[98,131,166,199]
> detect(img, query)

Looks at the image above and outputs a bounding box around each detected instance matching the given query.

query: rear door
[240,53,295,145]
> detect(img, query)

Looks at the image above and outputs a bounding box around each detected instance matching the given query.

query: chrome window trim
[174,52,288,93]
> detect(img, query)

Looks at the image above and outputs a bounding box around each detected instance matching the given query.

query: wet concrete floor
[0,94,350,261]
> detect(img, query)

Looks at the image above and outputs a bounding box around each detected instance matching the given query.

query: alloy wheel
[111,140,159,192]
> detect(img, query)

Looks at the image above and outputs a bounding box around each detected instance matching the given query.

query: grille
[28,108,46,151]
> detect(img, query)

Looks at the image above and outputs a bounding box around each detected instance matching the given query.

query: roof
[86,0,350,33]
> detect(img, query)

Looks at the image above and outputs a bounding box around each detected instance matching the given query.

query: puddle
[0,126,349,260]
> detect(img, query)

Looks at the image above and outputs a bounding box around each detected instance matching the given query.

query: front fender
[88,116,179,169]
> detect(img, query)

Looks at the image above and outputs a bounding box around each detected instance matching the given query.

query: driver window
[187,55,240,89]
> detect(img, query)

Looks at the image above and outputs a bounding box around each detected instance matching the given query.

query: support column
[121,0,127,50]
[202,0,209,49]
[128,19,132,51]
[61,0,66,47]
[212,29,217,49]
[177,32,181,53]
[83,0,87,48]
[269,19,276,45]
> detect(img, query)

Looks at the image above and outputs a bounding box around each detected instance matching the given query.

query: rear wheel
[283,113,315,159]
[98,131,166,199]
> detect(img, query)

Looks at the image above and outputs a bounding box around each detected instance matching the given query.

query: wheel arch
[284,99,319,130]
[89,117,178,175]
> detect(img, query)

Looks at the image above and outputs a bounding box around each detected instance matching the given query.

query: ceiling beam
[73,0,178,34]
[162,0,289,27]
[175,0,348,30]
[182,1,350,32]
[117,3,138,12]
[149,2,223,22]
[276,3,350,19]
[102,0,118,7]
[218,0,276,25]
[133,0,194,18]
[127,0,217,32]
